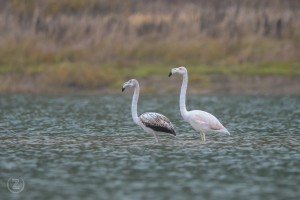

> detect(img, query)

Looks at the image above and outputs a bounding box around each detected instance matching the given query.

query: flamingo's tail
[223,128,230,135]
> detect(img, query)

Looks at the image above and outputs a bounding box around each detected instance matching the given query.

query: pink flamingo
[169,66,230,141]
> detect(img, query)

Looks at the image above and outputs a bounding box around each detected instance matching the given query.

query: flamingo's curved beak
[168,72,172,77]
[122,87,125,92]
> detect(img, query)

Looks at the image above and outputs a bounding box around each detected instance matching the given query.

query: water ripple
[0,94,299,200]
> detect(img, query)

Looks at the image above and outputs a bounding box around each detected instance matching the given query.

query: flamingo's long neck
[131,82,141,125]
[180,72,189,120]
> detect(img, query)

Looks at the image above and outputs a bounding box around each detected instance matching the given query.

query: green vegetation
[0,36,299,93]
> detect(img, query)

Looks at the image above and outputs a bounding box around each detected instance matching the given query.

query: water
[0,94,300,200]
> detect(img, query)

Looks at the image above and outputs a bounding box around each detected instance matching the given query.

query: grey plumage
[139,112,176,136]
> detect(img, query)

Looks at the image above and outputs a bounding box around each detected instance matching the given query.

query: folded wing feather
[139,112,176,135]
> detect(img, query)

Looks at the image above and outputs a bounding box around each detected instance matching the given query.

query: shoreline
[1,74,299,95]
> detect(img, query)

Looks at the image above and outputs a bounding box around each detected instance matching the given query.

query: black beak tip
[122,88,125,92]
[168,72,172,77]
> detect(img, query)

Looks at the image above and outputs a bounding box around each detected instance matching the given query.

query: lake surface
[0,94,299,200]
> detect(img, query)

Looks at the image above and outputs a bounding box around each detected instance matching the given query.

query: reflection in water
[0,94,299,200]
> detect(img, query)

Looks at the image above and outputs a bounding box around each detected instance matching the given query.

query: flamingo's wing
[140,112,176,136]
[194,113,224,130]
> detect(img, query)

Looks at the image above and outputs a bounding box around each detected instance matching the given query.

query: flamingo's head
[169,66,187,77]
[122,79,137,92]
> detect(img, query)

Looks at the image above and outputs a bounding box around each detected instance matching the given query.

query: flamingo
[168,66,230,141]
[122,79,176,142]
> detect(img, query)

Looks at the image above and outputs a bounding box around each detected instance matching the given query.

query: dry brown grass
[0,0,299,93]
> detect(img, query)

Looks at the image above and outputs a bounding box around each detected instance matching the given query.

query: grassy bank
[1,61,299,94]
[0,0,299,94]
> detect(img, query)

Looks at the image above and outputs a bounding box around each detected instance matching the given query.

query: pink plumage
[189,110,228,132]
[169,66,230,141]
